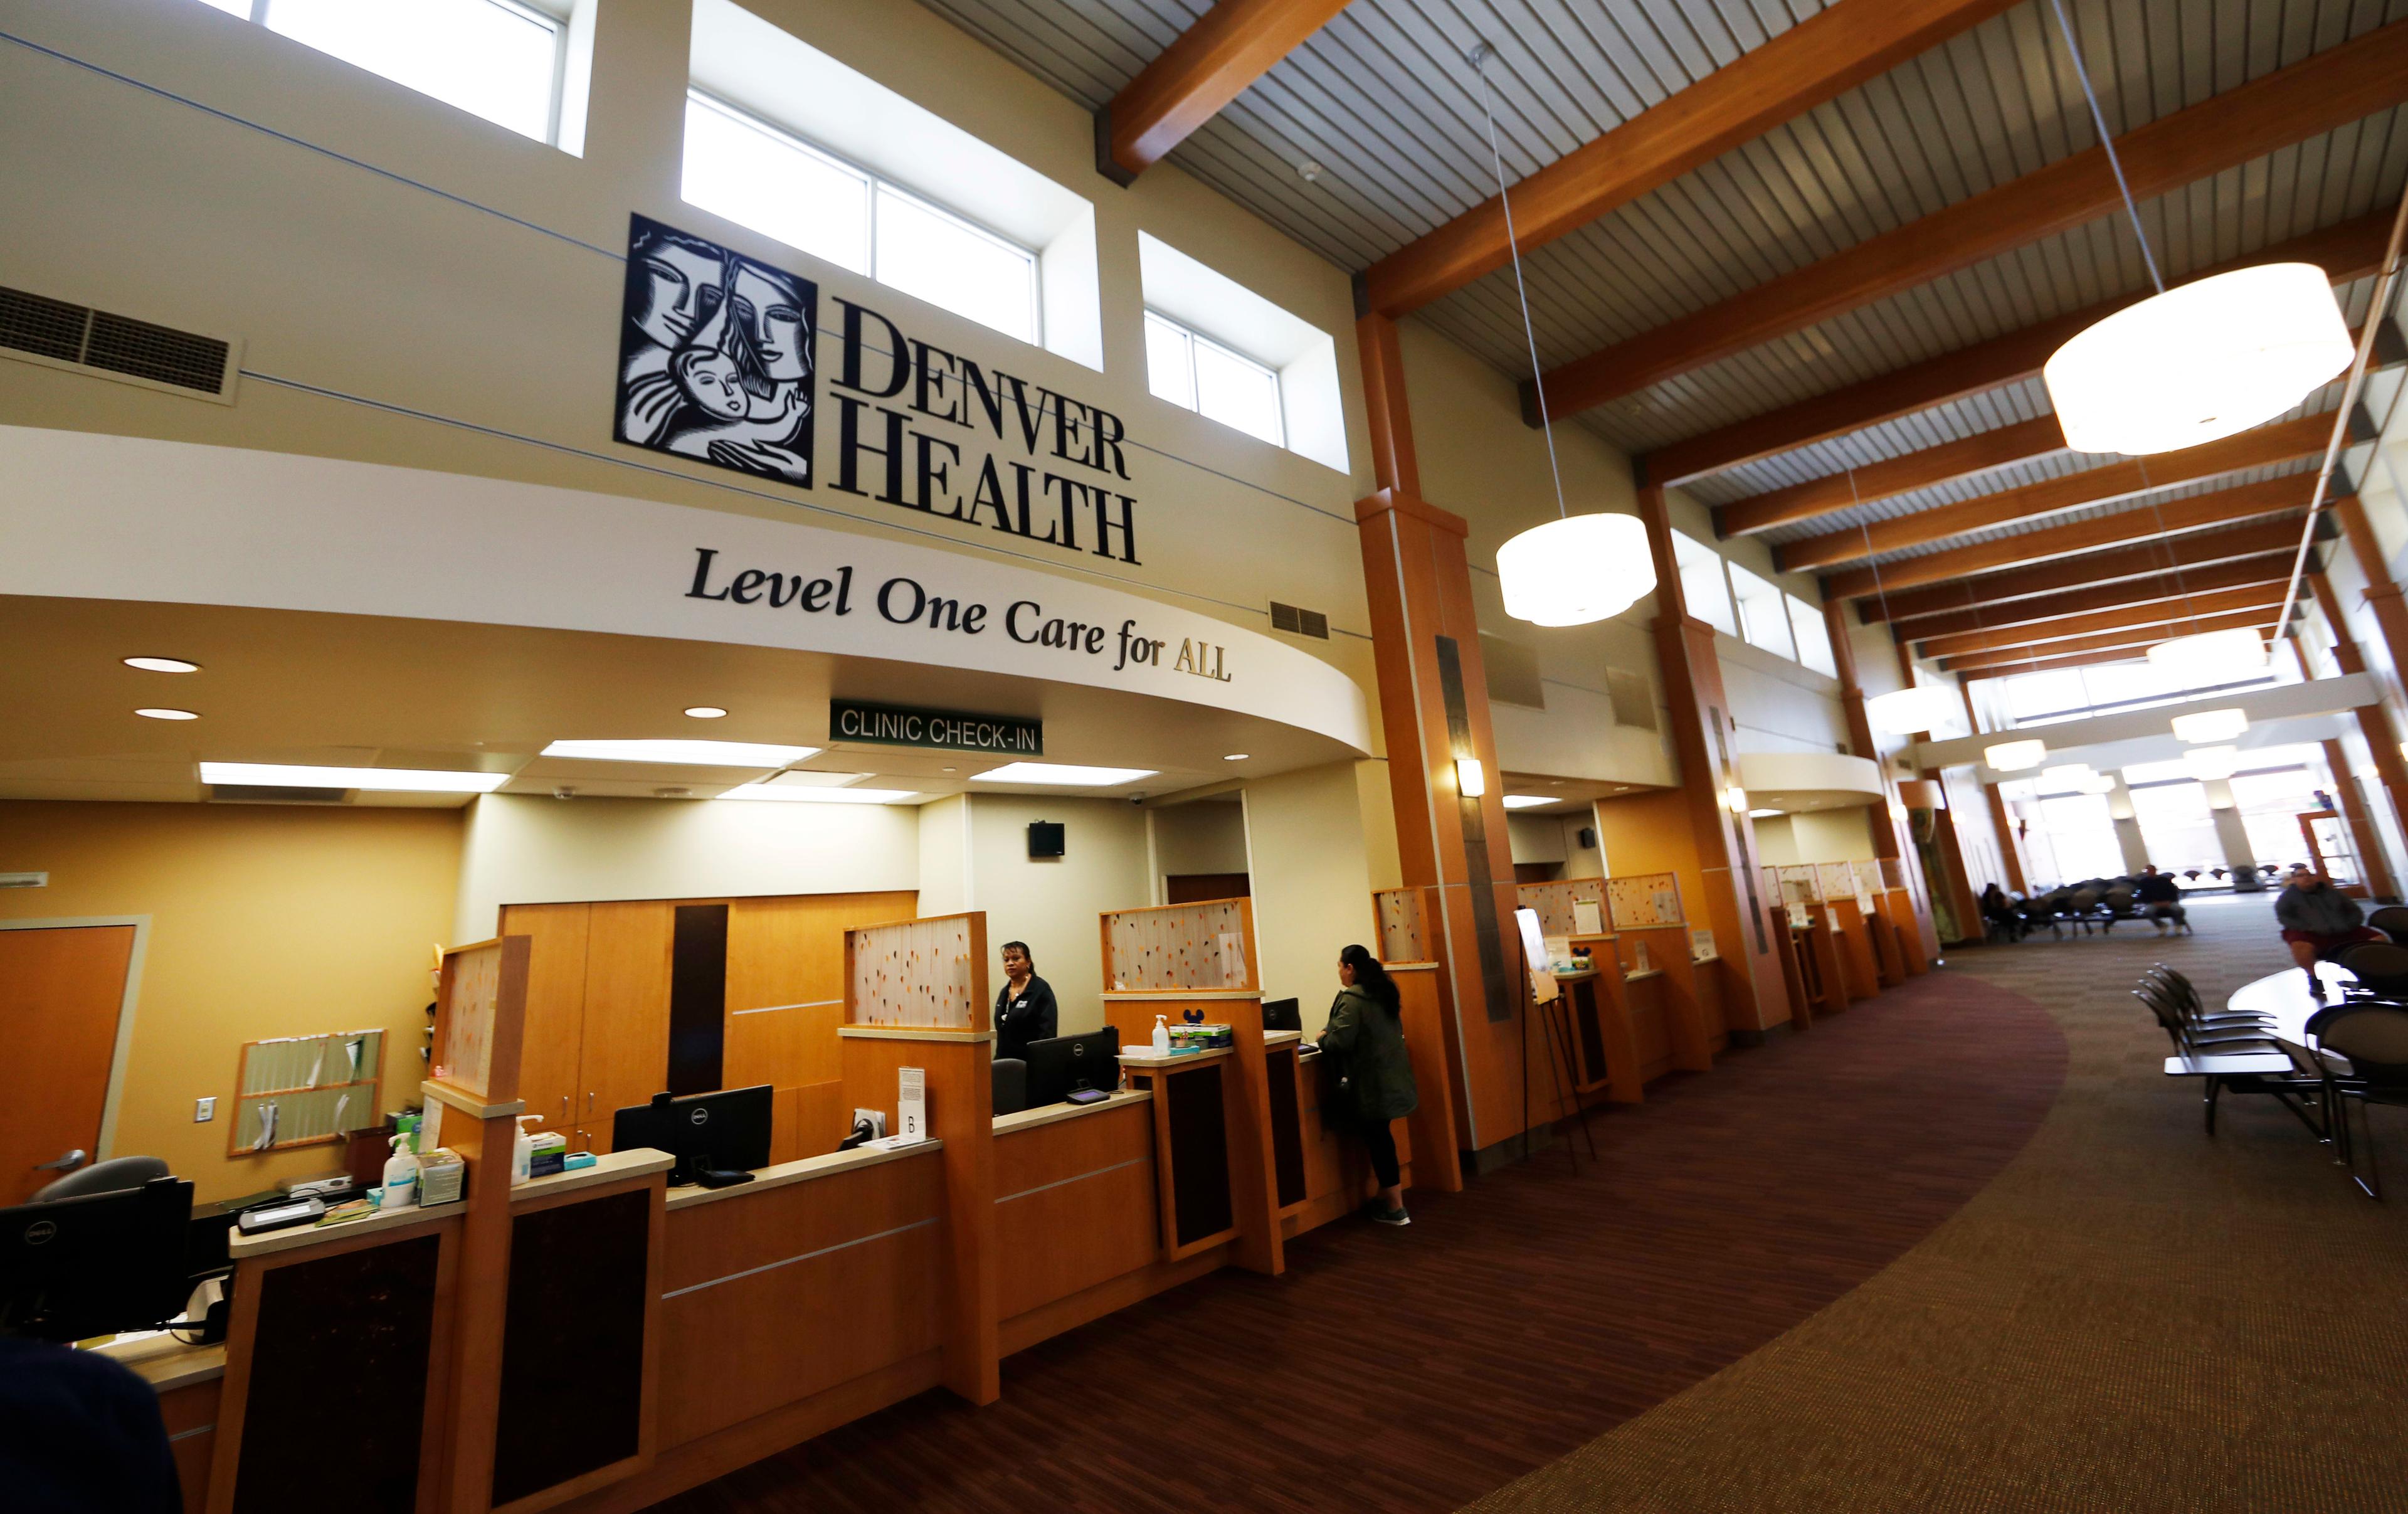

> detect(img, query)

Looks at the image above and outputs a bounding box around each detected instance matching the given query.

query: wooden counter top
[92,1331,226,1393]
[664,1136,945,1211]
[1264,1029,1302,1046]
[992,1088,1152,1136]
[1102,989,1263,1000]
[510,1147,671,1204]
[228,1195,462,1260]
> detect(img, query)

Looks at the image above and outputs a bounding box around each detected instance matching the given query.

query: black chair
[2142,966,2273,1032]
[2337,941,2408,998]
[2303,1002,2408,1197]
[2367,905,2408,949]
[2138,973,2326,1137]
[33,1155,169,1202]
[991,1057,1027,1118]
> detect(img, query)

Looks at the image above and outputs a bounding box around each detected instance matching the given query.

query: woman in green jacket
[1319,944,1420,1227]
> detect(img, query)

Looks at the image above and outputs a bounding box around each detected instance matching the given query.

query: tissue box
[417,1148,465,1206]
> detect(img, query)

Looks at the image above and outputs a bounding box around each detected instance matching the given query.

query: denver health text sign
[831,699,1041,756]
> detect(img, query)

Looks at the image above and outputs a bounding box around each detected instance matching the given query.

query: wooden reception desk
[120,1025,1441,1513]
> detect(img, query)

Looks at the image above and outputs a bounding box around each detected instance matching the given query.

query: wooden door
[577,902,673,1152]
[1,925,135,1204]
[500,903,591,1141]
[1166,872,1250,904]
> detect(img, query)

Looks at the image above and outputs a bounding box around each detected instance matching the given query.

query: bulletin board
[1102,898,1257,992]
[846,912,986,1030]
[1373,887,1431,965]
[1516,879,1608,939]
[1606,872,1686,929]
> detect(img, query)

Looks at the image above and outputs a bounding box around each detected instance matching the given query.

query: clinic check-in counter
[990,1089,1165,1351]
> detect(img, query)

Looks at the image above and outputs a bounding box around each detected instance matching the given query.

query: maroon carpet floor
[653,971,2068,1513]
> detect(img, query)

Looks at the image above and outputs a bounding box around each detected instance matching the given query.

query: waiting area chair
[2368,905,2408,948]
[2338,941,2408,999]
[2141,968,2325,1138]
[2303,1002,2408,1199]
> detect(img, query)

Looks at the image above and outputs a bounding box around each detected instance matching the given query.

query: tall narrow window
[1671,532,1738,638]
[1728,565,1796,660]
[198,0,568,144]
[681,93,1042,347]
[1144,311,1284,447]
[1786,594,1837,676]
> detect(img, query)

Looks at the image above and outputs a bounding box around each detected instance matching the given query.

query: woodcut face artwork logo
[615,214,1144,566]
[616,213,818,485]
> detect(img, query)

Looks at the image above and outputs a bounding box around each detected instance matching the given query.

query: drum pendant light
[1867,686,1955,737]
[2036,0,2350,455]
[1471,45,1656,627]
[2147,627,2268,680]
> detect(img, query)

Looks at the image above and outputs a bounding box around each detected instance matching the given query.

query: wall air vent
[1479,633,1545,709]
[0,872,48,889]
[0,286,240,403]
[1605,669,1658,731]
[1268,601,1329,640]
[208,784,350,805]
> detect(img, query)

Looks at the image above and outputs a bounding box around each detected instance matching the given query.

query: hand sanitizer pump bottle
[512,1114,537,1186]
[382,1134,420,1210]
[1151,1014,1171,1056]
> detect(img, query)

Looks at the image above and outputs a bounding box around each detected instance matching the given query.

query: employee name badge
[895,1067,927,1144]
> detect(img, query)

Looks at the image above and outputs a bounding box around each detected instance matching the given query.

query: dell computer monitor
[1,1176,195,1343]
[1021,1026,1118,1109]
[1262,998,1302,1033]
[612,1084,772,1187]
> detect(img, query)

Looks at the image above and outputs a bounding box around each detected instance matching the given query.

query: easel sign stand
[1512,904,1595,1167]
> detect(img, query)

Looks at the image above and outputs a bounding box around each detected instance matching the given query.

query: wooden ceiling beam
[1959,645,2167,681]
[1778,413,2330,573]
[1864,517,2317,625]
[1531,22,2408,421]
[1940,606,2279,673]
[1914,583,2286,660]
[1642,213,2391,488]
[1095,0,1351,184]
[1357,0,2019,316]
[1718,415,2066,537]
[1820,477,2310,599]
[1891,554,2300,641]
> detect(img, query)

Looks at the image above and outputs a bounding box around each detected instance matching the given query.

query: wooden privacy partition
[1097,898,1281,1275]
[1607,872,1715,1071]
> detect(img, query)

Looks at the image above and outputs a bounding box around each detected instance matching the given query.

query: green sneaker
[1370,1207,1410,1227]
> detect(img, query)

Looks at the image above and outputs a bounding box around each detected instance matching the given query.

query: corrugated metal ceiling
[920,0,2408,524]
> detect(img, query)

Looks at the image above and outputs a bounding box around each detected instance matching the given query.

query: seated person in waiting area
[2135,866,2190,935]
[2274,865,2383,971]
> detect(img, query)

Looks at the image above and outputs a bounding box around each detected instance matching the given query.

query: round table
[2226,959,2360,1046]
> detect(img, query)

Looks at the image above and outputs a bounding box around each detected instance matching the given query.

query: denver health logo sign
[614,214,1141,566]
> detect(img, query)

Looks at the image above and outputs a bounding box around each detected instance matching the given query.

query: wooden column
[2322,736,2400,901]
[1824,598,1946,945]
[2308,569,2408,901]
[1355,485,1529,1160]
[2332,491,2408,684]
[1634,484,1788,1031]
[1956,682,2030,894]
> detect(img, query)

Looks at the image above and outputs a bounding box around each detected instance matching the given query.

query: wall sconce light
[1454,756,1486,798]
[1723,785,1748,815]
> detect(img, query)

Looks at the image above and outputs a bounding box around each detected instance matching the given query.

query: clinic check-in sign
[830,699,1041,756]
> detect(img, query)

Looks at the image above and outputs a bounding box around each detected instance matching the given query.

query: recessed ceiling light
[199,761,507,793]
[1749,808,1783,818]
[1501,795,1553,809]
[717,783,918,804]
[972,762,1158,787]
[541,739,818,768]
[941,766,958,774]
[684,706,728,719]
[1224,753,1250,761]
[124,657,199,674]
[135,707,199,721]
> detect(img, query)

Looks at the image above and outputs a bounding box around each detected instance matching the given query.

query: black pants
[1360,1115,1400,1191]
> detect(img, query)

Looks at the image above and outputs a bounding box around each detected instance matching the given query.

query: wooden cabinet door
[0,926,134,1204]
[500,903,591,1141]
[578,901,673,1151]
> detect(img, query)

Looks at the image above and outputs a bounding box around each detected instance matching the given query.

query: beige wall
[964,795,1149,1036]
[1153,800,1249,884]
[454,792,918,942]
[0,0,1378,701]
[1,801,461,1205]
[1241,761,1380,1034]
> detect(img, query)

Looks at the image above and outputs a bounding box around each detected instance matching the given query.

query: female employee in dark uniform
[994,940,1058,1062]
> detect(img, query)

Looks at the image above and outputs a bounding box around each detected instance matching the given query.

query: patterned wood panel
[1104,900,1252,990]
[1607,872,1684,929]
[848,918,976,1029]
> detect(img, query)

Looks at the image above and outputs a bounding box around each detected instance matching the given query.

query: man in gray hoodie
[2274,865,2384,971]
